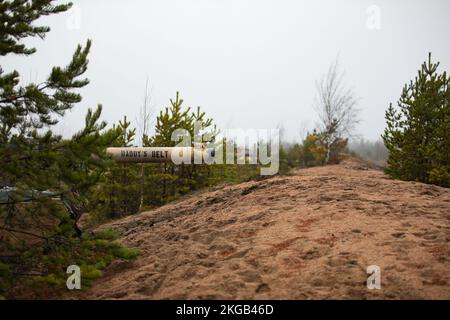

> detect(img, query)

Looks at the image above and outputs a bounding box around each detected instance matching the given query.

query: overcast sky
[3,0,450,142]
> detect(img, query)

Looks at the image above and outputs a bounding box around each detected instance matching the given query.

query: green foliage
[148,92,193,147]
[0,0,138,298]
[91,116,141,218]
[143,92,218,204]
[16,228,138,297]
[0,0,72,56]
[279,126,350,173]
[88,92,262,222]
[315,119,349,165]
[428,167,450,187]
[304,131,327,166]
[0,225,139,298]
[382,53,450,187]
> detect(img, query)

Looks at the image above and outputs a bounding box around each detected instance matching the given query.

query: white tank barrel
[106,147,215,164]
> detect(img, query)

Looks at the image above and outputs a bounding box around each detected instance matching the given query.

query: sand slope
[79,160,450,299]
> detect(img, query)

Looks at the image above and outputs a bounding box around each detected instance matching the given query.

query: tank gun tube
[106,147,215,164]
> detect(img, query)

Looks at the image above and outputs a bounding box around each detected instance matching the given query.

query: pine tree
[145,92,190,201]
[143,92,218,203]
[382,53,450,187]
[0,1,137,297]
[94,116,140,218]
[149,92,192,147]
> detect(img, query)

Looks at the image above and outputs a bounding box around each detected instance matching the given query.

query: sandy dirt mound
[78,160,450,299]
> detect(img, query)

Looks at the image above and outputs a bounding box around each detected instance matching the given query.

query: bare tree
[135,77,154,211]
[314,57,360,163]
[136,77,153,147]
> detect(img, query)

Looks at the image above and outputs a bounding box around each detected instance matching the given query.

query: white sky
[3,0,450,142]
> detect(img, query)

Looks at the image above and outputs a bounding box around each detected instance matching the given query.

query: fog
[2,0,450,141]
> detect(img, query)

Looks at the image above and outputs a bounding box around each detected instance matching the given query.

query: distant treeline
[348,139,388,162]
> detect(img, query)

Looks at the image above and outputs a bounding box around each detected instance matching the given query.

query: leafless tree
[314,57,360,163]
[135,77,154,211]
[136,77,153,147]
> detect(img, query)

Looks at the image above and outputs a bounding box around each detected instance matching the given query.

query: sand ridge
[78,160,450,299]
